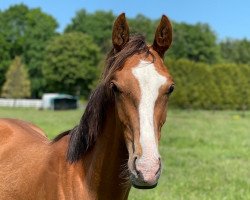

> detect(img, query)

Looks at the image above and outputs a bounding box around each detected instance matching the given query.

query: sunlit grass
[0,108,249,199]
[0,107,82,137]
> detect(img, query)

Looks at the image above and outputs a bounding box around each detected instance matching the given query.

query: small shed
[42,93,78,110]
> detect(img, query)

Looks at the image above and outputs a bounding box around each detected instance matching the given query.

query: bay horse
[0,13,174,200]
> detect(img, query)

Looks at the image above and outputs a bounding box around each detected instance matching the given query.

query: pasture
[0,107,249,200]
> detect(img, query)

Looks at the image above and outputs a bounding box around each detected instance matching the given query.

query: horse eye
[110,82,121,94]
[167,84,175,95]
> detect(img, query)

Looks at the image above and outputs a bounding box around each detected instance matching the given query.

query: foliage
[42,32,101,97]
[0,4,58,97]
[168,22,221,63]
[1,56,31,98]
[128,14,157,43]
[0,4,28,90]
[0,34,11,88]
[65,9,115,53]
[0,4,29,58]
[0,108,249,200]
[22,8,58,97]
[167,59,250,110]
[220,38,250,65]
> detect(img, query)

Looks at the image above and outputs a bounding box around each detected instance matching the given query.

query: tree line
[0,4,249,109]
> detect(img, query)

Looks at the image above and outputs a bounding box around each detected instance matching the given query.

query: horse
[0,13,174,200]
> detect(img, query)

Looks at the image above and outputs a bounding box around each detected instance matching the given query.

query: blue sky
[1,0,250,40]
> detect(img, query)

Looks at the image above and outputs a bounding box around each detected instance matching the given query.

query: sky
[0,0,250,40]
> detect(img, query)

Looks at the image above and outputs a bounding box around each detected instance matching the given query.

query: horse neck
[82,105,131,200]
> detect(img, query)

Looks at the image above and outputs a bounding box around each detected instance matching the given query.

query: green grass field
[0,108,249,200]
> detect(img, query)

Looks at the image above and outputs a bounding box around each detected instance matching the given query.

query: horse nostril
[155,158,162,175]
[133,156,140,177]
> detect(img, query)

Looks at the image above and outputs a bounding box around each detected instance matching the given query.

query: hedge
[166,59,250,110]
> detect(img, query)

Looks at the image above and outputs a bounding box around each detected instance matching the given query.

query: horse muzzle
[130,156,161,189]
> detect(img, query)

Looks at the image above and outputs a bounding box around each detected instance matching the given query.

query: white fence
[0,98,42,108]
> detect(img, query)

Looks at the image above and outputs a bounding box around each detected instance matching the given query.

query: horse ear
[112,13,130,51]
[152,15,172,58]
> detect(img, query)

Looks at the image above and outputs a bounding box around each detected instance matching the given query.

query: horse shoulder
[0,119,17,145]
[22,120,48,138]
[0,119,52,199]
[0,118,48,141]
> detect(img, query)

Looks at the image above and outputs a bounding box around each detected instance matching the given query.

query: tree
[23,8,58,97]
[1,56,31,98]
[128,14,156,43]
[0,4,58,97]
[0,33,11,88]
[0,4,28,91]
[65,9,115,53]
[0,4,29,58]
[65,11,158,52]
[168,22,220,63]
[220,38,250,65]
[42,32,101,97]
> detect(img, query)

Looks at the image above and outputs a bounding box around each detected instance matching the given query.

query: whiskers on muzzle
[119,161,131,188]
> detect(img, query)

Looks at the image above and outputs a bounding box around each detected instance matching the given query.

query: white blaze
[132,60,167,160]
